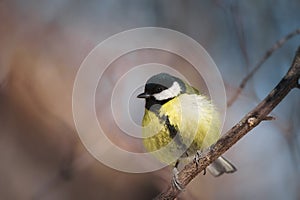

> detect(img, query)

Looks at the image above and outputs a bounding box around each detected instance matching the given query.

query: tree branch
[227,28,300,107]
[155,47,300,200]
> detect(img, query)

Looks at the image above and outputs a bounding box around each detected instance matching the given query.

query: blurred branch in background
[227,28,300,107]
[156,47,300,200]
[230,1,250,68]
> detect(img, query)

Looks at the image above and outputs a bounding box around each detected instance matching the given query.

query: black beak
[137,92,151,99]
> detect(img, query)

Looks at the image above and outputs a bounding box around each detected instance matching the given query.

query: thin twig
[262,116,276,121]
[155,47,300,200]
[227,28,300,107]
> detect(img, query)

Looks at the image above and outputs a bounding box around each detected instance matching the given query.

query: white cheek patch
[153,81,181,100]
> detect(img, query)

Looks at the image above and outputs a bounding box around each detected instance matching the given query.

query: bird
[137,73,236,189]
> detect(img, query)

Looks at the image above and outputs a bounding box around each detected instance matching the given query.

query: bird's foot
[172,167,184,191]
[193,150,203,166]
[194,150,207,175]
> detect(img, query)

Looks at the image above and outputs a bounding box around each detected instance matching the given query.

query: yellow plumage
[138,73,236,177]
[142,93,220,165]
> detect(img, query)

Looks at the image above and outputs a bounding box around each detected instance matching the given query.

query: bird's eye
[156,87,163,92]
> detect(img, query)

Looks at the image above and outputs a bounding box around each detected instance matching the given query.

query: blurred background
[1,0,300,199]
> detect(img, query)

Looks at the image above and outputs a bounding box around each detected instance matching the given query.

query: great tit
[137,73,236,182]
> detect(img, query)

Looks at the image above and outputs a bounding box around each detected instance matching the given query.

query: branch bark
[155,47,300,200]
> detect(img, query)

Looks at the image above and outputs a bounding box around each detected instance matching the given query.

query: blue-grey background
[0,1,299,200]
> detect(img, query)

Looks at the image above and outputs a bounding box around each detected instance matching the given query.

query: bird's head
[137,73,186,107]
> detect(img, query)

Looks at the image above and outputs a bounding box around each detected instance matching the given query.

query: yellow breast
[142,94,220,164]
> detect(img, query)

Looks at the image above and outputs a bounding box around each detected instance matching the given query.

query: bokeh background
[1,1,300,200]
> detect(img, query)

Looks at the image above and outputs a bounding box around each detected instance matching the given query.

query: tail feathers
[207,156,237,177]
